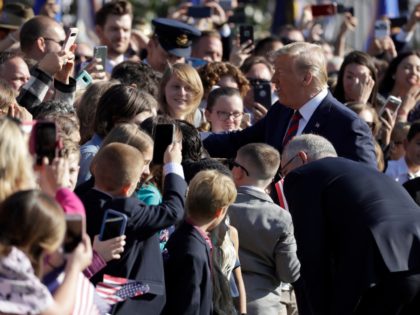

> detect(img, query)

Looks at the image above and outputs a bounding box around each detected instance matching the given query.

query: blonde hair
[92,143,144,195]
[187,170,237,221]
[275,42,328,91]
[0,118,35,202]
[0,190,65,276]
[159,63,204,124]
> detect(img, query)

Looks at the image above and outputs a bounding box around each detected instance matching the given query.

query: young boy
[163,170,237,315]
[228,143,300,315]
[79,141,186,314]
[386,121,420,184]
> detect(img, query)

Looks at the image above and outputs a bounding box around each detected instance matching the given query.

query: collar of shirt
[239,185,267,194]
[185,218,213,250]
[105,54,126,73]
[297,88,328,135]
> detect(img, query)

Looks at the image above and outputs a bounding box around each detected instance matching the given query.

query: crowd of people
[0,0,419,314]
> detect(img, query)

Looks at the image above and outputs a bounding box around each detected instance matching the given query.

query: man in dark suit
[282,134,420,315]
[203,42,376,168]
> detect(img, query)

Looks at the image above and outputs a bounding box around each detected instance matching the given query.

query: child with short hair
[163,170,237,315]
[386,121,420,184]
[79,141,186,314]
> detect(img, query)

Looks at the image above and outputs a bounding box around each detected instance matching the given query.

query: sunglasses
[227,159,249,176]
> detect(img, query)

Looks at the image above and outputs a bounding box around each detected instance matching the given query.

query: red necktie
[282,111,302,147]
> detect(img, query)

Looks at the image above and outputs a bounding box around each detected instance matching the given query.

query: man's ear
[298,150,308,164]
[214,206,228,219]
[36,37,46,53]
[302,72,313,86]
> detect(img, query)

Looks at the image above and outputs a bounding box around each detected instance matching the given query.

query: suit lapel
[302,93,333,135]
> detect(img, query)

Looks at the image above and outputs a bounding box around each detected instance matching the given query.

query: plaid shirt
[16,67,76,115]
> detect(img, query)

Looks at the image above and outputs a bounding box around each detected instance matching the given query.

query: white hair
[274,42,328,90]
[283,134,337,162]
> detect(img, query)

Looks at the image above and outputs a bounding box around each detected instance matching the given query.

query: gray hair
[274,42,328,90]
[283,134,337,162]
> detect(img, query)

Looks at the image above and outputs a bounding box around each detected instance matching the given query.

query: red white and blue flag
[95,274,150,305]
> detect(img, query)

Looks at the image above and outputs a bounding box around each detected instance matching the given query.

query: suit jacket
[228,186,300,302]
[162,220,213,315]
[79,173,187,315]
[283,157,420,315]
[203,92,376,167]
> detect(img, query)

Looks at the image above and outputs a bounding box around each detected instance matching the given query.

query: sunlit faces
[192,36,223,62]
[343,63,374,102]
[96,14,132,57]
[164,75,195,120]
[394,55,420,89]
[147,38,184,73]
[43,23,66,54]
[0,56,30,93]
[67,153,80,191]
[205,94,243,133]
[272,55,302,109]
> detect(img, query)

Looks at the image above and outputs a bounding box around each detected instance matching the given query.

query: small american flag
[274,178,289,211]
[95,274,150,305]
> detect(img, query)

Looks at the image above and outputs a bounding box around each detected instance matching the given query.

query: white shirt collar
[297,88,328,135]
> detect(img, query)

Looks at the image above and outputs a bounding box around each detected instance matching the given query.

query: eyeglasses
[216,111,243,121]
[43,37,65,47]
[279,154,300,178]
[228,159,249,176]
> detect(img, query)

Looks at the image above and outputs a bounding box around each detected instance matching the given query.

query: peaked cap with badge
[152,18,201,58]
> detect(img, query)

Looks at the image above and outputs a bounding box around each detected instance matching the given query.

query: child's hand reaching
[93,235,126,262]
[164,142,182,165]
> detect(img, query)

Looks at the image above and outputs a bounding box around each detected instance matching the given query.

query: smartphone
[374,20,390,39]
[187,6,213,18]
[93,45,107,71]
[29,121,58,165]
[62,27,78,52]
[379,95,402,117]
[76,70,93,89]
[99,209,128,241]
[253,82,272,109]
[64,214,84,253]
[153,124,175,164]
[239,25,254,45]
[311,3,337,17]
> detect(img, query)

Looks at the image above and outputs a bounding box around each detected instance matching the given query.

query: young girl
[0,190,92,315]
[204,87,244,133]
[158,63,204,126]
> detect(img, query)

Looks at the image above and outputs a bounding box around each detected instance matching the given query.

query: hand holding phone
[153,124,175,164]
[374,20,390,39]
[239,25,254,45]
[64,214,84,253]
[253,82,272,109]
[99,210,128,241]
[29,121,59,165]
[311,3,337,17]
[62,28,78,52]
[187,6,213,18]
[379,95,402,118]
[93,45,107,71]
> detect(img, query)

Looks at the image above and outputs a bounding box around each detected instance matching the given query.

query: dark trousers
[354,271,420,315]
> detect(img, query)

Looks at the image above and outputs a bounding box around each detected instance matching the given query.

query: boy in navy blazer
[80,142,187,315]
[163,170,237,315]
